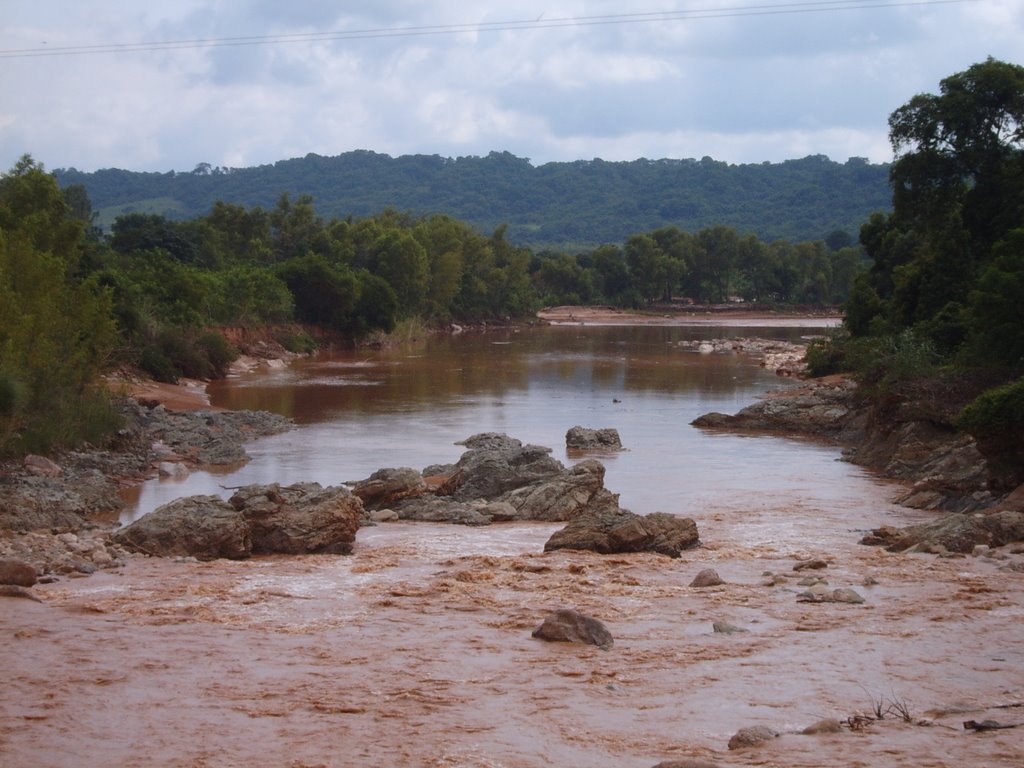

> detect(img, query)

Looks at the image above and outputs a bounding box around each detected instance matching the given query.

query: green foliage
[0,156,121,456]
[958,378,1024,438]
[967,229,1024,371]
[56,152,891,251]
[139,345,179,384]
[274,328,318,355]
[837,58,1024,396]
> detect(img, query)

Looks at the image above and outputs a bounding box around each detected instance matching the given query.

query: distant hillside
[55,150,891,249]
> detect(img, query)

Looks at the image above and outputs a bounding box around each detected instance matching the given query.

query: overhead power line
[0,0,980,59]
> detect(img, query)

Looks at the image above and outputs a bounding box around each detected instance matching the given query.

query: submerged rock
[531,608,613,650]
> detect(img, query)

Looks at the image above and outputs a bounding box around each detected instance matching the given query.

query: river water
[127,322,863,525]
[6,321,1023,768]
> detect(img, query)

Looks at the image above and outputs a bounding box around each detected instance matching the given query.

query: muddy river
[3,323,1022,767]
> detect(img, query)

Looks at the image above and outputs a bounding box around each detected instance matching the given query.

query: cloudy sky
[2,1,1020,173]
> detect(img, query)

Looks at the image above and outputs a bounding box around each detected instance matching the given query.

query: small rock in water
[797,575,828,587]
[802,718,844,735]
[797,587,866,604]
[650,759,720,768]
[831,588,866,604]
[531,608,613,650]
[727,725,778,750]
[712,621,748,635]
[0,559,38,587]
[794,558,829,571]
[690,568,725,588]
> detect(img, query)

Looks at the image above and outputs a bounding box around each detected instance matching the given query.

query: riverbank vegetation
[807,58,1024,487]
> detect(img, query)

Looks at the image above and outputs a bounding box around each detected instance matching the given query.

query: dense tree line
[813,58,1024,480]
[55,152,890,250]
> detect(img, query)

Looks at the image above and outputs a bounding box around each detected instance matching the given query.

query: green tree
[851,57,1024,347]
[368,230,429,317]
[0,157,119,454]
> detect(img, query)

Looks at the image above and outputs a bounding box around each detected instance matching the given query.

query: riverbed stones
[531,608,613,650]
[565,426,623,451]
[0,584,43,602]
[544,503,700,558]
[692,379,857,437]
[390,497,493,526]
[796,586,865,604]
[381,434,628,525]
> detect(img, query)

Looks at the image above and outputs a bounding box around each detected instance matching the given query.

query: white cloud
[0,1,1020,172]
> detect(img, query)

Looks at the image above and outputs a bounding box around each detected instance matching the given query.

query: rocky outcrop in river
[353,434,617,524]
[114,482,362,560]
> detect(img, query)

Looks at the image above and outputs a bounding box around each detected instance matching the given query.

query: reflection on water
[125,323,880,527]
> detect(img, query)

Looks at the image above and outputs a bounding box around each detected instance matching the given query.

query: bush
[805,329,849,377]
[274,328,318,354]
[958,378,1024,438]
[139,345,179,383]
[196,331,238,375]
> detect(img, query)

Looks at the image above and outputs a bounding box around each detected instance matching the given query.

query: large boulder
[544,499,700,558]
[446,433,567,501]
[229,483,362,555]
[501,459,609,521]
[114,496,251,560]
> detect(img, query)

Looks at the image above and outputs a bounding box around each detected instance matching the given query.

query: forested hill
[55,151,891,249]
